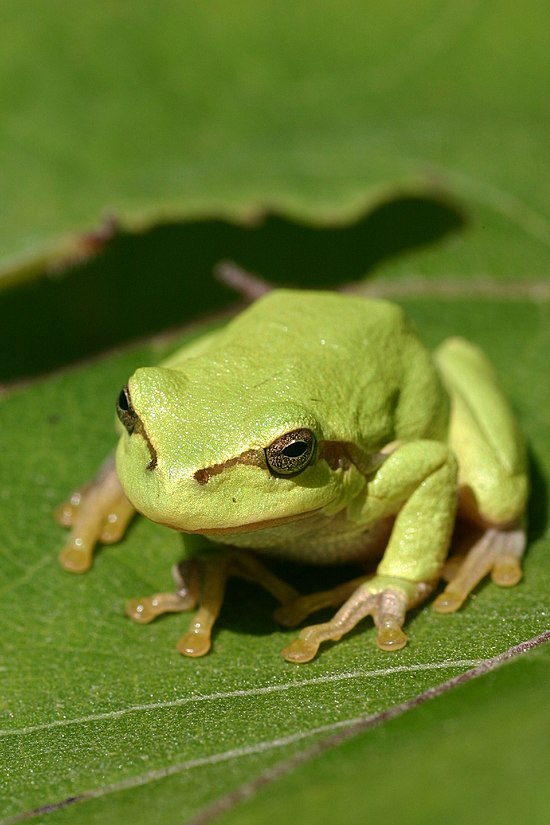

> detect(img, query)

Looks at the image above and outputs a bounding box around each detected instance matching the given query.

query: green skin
[58,290,528,662]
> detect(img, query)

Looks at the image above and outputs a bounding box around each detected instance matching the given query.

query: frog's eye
[265,428,316,477]
[116,386,136,435]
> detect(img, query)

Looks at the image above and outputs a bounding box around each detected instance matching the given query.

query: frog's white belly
[211,511,393,565]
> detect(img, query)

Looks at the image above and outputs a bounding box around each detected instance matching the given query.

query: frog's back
[219,290,449,449]
[225,289,405,352]
[164,289,448,453]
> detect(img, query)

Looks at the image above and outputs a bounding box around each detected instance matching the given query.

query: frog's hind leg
[433,338,528,613]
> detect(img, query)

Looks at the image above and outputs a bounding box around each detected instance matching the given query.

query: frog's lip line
[146,505,327,536]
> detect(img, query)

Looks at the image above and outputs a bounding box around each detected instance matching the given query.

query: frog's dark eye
[265,429,316,477]
[116,386,136,435]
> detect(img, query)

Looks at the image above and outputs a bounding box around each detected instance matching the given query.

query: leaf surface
[0,295,548,824]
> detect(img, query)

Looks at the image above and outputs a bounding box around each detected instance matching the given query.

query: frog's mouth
[145,505,325,536]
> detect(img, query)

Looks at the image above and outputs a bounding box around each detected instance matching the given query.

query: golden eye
[265,429,316,477]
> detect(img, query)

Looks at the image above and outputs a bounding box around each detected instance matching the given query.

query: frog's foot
[126,559,201,623]
[274,574,372,627]
[56,456,135,573]
[433,525,526,614]
[127,558,227,657]
[281,576,430,663]
[127,551,300,658]
[176,553,301,657]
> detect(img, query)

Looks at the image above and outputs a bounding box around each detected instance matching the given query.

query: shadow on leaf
[0,193,465,381]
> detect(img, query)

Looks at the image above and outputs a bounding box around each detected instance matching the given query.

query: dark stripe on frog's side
[193,449,265,485]
[192,441,379,485]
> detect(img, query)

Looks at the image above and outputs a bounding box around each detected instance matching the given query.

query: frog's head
[114,364,361,535]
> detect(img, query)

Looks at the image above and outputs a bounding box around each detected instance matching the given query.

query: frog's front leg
[56,455,135,573]
[281,441,458,663]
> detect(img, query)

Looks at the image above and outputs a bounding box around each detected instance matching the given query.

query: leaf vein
[0,659,481,738]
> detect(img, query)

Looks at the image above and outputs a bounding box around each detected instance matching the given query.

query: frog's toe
[58,540,94,573]
[98,499,136,544]
[58,503,105,573]
[54,488,89,527]
[176,627,212,658]
[432,591,463,613]
[126,591,195,624]
[229,552,300,605]
[273,603,300,628]
[275,598,322,628]
[275,574,371,627]
[375,620,408,651]
[491,553,522,587]
[281,636,320,663]
[56,456,135,572]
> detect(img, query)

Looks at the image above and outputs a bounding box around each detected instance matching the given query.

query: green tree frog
[56,290,528,662]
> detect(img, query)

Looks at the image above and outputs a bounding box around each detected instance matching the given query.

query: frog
[56,289,528,663]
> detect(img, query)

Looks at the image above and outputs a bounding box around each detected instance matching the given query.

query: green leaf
[3,0,550,282]
[0,295,548,824]
[211,639,550,825]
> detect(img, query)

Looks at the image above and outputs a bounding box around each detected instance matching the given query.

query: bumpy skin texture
[57,290,528,661]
